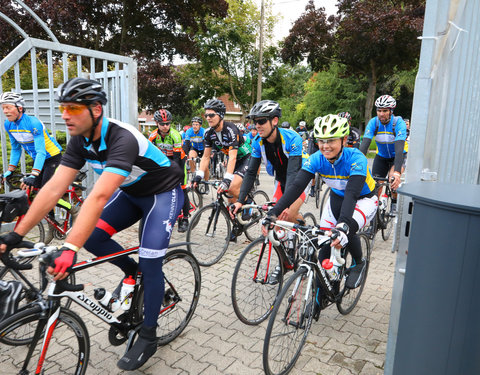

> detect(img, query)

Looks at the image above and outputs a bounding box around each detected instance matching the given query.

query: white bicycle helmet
[0,92,25,108]
[299,120,306,127]
[375,95,396,109]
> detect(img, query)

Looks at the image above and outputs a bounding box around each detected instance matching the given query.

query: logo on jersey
[32,128,39,136]
[351,163,363,171]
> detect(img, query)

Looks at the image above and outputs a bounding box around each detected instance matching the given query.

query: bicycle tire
[380,184,394,241]
[187,186,203,210]
[19,222,46,245]
[263,267,315,375]
[231,238,283,325]
[301,212,317,226]
[186,204,231,266]
[0,306,90,374]
[336,233,371,315]
[244,190,270,242]
[315,177,322,209]
[319,186,331,218]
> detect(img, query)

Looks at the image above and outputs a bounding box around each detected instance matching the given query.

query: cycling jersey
[184,127,205,152]
[251,128,303,184]
[148,128,183,159]
[302,147,375,197]
[347,127,361,148]
[4,113,62,174]
[204,121,251,159]
[363,116,407,158]
[61,117,183,196]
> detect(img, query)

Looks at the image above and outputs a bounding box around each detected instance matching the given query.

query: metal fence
[386,0,480,372]
[1,26,137,191]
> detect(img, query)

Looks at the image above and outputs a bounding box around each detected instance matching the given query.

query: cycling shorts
[190,148,204,158]
[372,154,396,178]
[233,155,250,178]
[319,191,378,232]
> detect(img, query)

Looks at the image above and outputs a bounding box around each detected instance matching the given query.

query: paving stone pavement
[2,169,396,375]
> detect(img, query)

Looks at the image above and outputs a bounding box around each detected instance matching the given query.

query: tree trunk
[364,59,377,129]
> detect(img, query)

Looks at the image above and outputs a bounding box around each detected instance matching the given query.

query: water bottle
[94,288,121,312]
[120,275,136,311]
[380,193,388,209]
[276,229,287,242]
[321,253,342,281]
[287,231,295,250]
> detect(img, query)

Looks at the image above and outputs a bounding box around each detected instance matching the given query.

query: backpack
[374,116,402,136]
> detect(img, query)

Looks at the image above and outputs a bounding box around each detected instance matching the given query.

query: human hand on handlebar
[229,202,243,219]
[47,247,77,281]
[0,232,24,254]
[390,172,401,191]
[327,223,349,249]
[261,215,276,237]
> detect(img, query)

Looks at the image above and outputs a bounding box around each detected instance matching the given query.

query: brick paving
[1,170,396,375]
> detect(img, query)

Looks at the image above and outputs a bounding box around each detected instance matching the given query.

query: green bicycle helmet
[313,114,349,139]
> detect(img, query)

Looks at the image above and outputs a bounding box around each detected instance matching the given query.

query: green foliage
[295,63,368,129]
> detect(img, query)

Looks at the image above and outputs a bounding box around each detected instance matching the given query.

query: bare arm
[64,171,126,249]
[14,165,78,236]
[226,148,238,175]
[199,147,212,175]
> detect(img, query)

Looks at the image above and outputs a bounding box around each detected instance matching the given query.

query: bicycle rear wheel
[263,267,314,375]
[231,238,283,325]
[315,178,322,209]
[186,204,231,266]
[336,233,371,315]
[319,186,331,218]
[157,249,201,345]
[0,306,90,374]
[244,190,270,242]
[380,184,394,241]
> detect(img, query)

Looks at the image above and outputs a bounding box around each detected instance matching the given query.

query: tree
[280,0,336,72]
[280,0,425,123]
[335,0,425,122]
[189,0,277,119]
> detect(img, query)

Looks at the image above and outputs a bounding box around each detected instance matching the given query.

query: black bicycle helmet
[191,116,203,125]
[280,121,290,129]
[57,77,107,105]
[154,109,172,123]
[246,100,282,119]
[204,99,226,118]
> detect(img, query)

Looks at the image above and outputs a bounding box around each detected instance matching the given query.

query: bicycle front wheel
[263,267,314,375]
[157,249,201,345]
[0,306,90,374]
[187,187,203,210]
[336,233,371,315]
[186,204,231,266]
[380,184,394,241]
[244,190,270,242]
[301,211,317,226]
[231,238,283,325]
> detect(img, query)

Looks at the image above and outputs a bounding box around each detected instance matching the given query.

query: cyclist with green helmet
[263,114,378,304]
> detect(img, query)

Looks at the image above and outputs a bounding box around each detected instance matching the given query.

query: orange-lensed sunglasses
[59,104,87,115]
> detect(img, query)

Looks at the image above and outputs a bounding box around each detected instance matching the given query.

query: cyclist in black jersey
[0,78,184,371]
[192,98,251,202]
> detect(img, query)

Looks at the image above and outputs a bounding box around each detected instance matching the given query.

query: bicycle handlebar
[0,240,35,270]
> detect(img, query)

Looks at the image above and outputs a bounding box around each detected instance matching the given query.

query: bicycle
[360,176,395,245]
[186,181,269,266]
[0,172,85,244]
[0,242,201,374]
[0,243,75,323]
[262,220,371,375]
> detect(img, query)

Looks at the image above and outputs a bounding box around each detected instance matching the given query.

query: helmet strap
[84,105,103,147]
[262,121,276,141]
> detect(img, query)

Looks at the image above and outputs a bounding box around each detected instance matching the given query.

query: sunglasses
[317,138,339,145]
[253,118,269,126]
[59,104,87,115]
[158,122,171,126]
[205,113,217,118]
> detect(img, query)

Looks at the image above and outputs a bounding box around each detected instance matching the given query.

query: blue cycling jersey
[184,127,205,151]
[302,147,375,197]
[251,128,302,164]
[363,116,407,159]
[4,113,62,173]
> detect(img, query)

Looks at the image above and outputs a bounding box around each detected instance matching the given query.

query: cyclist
[0,91,63,189]
[296,120,308,140]
[359,95,407,194]
[148,109,191,233]
[183,116,205,176]
[245,123,258,142]
[280,121,291,129]
[192,99,251,200]
[231,100,306,241]
[263,114,377,296]
[180,124,191,140]
[338,111,361,148]
[0,77,184,371]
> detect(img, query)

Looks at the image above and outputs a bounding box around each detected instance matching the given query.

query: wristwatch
[336,222,349,235]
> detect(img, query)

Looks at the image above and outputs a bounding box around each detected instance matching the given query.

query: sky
[260,0,339,43]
